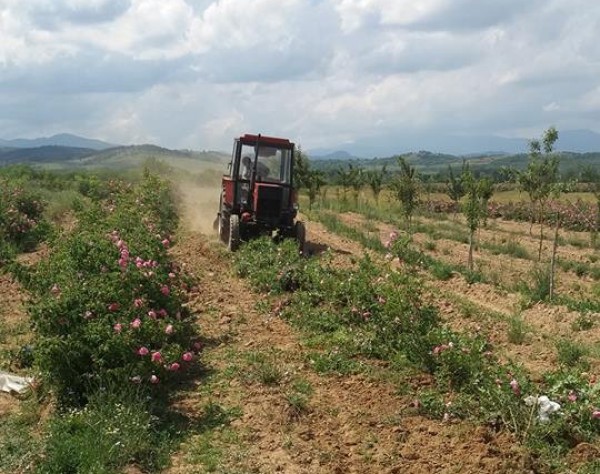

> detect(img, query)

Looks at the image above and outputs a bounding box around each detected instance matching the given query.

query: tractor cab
[216,134,305,251]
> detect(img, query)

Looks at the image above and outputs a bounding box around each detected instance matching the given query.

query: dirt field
[1,198,599,473]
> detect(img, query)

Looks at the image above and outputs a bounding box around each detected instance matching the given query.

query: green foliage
[571,313,595,332]
[507,314,529,345]
[233,219,600,461]
[36,387,173,474]
[0,177,52,252]
[445,161,468,209]
[556,340,589,368]
[390,157,419,231]
[311,211,386,252]
[365,165,387,203]
[27,174,198,406]
[0,401,44,472]
[336,164,364,204]
[518,264,552,304]
[515,126,561,260]
[462,166,493,271]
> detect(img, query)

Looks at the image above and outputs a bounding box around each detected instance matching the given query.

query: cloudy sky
[1,0,600,155]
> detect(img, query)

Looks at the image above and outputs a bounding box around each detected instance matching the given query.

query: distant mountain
[313,129,600,158]
[308,150,363,160]
[0,143,230,173]
[0,133,117,150]
[0,146,95,164]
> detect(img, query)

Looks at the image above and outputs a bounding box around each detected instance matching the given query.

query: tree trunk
[537,204,545,262]
[468,228,474,272]
[549,214,560,301]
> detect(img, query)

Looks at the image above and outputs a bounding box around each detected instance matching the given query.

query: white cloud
[1,0,600,154]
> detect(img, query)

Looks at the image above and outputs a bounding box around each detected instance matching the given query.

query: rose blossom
[509,379,521,396]
[137,346,149,356]
[150,375,159,384]
[169,362,180,371]
[131,318,142,329]
[151,351,162,362]
[113,323,122,333]
[165,324,174,335]
[182,352,193,362]
[160,285,170,296]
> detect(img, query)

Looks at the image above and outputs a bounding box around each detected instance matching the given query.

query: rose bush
[27,173,199,405]
[0,177,51,253]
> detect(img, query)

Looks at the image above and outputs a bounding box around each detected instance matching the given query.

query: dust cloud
[172,176,222,236]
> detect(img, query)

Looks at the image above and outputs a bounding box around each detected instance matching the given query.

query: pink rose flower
[113,323,122,333]
[165,324,174,335]
[160,285,170,296]
[161,238,170,248]
[131,318,142,329]
[108,302,120,312]
[182,352,193,362]
[509,379,520,396]
[169,362,180,371]
[133,298,144,308]
[147,310,157,319]
[151,351,162,362]
[592,410,600,419]
[150,375,159,384]
[137,346,149,356]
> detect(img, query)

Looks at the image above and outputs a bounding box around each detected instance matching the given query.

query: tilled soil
[165,226,531,474]
[1,210,597,473]
[338,212,600,377]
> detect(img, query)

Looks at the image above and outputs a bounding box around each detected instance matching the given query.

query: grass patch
[507,314,529,345]
[556,340,589,368]
[307,350,363,376]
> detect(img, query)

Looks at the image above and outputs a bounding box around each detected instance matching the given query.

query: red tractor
[215,133,306,252]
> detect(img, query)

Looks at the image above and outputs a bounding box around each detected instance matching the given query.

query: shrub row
[0,177,51,256]
[25,172,199,406]
[424,198,598,233]
[234,238,600,460]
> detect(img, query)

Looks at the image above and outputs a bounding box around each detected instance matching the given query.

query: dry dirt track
[165,224,537,474]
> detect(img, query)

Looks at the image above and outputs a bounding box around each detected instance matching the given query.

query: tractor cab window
[238,144,255,180]
[256,147,291,184]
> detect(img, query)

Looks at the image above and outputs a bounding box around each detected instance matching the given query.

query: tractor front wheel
[228,214,240,252]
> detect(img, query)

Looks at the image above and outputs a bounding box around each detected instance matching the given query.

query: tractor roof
[239,134,294,148]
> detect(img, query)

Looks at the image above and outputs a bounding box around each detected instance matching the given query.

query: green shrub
[0,178,52,252]
[28,175,198,405]
[507,314,529,344]
[518,264,552,304]
[556,340,589,368]
[37,387,172,474]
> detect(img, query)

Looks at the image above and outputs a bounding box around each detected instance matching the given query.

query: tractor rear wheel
[217,214,227,243]
[228,214,240,251]
[294,220,306,254]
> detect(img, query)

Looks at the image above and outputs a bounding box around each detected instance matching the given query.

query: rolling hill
[0,143,229,173]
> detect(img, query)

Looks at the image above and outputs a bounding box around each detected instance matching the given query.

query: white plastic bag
[0,371,33,394]
[524,395,561,423]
